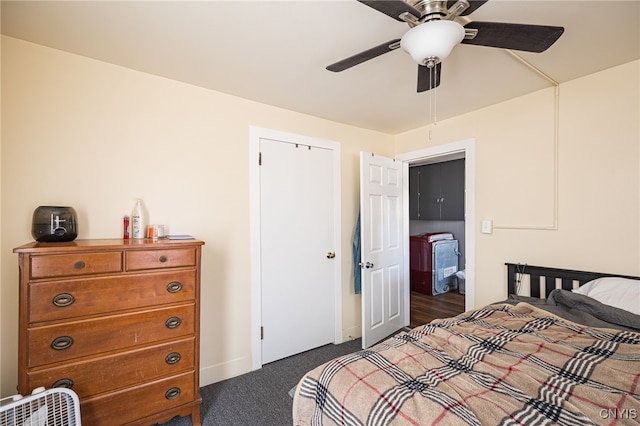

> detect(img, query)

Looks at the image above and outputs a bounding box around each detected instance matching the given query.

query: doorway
[397,139,476,315]
[408,158,466,326]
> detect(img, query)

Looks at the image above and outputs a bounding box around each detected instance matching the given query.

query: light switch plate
[481,220,493,234]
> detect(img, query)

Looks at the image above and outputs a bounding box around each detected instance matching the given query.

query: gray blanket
[506,289,640,331]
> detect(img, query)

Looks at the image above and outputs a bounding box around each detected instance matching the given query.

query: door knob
[326,252,336,259]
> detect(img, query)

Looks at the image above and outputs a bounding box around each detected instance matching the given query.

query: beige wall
[1,35,638,396]
[0,36,394,396]
[395,60,640,307]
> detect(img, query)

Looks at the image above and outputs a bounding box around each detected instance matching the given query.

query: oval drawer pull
[51,336,74,351]
[166,281,183,293]
[165,387,181,400]
[165,317,182,329]
[52,378,74,389]
[74,261,86,270]
[52,293,75,307]
[165,352,182,365]
[159,255,168,263]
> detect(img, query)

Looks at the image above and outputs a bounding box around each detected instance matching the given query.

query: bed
[292,263,640,425]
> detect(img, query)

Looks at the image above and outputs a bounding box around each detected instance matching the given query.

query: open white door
[360,152,408,348]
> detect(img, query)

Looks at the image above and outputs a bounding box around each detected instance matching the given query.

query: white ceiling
[2,0,639,134]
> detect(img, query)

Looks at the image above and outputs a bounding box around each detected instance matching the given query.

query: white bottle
[131,199,147,239]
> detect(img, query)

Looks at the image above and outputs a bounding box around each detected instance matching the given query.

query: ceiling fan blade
[462,21,564,53]
[417,63,442,92]
[357,0,421,21]
[446,0,489,16]
[326,39,401,72]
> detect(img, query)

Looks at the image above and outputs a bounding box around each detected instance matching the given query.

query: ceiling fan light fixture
[401,20,465,66]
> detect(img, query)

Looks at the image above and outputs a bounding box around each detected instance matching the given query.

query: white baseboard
[199,355,252,387]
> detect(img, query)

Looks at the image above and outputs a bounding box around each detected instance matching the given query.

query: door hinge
[261,326,264,340]
[259,152,262,166]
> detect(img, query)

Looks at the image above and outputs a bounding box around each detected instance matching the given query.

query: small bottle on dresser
[123,215,130,239]
[131,199,147,239]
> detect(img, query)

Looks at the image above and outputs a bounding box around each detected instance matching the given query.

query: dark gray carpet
[158,338,362,426]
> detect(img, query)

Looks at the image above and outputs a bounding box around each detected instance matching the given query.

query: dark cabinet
[409,159,465,221]
[409,166,420,220]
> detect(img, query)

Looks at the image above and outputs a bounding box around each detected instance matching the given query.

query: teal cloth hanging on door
[352,211,361,294]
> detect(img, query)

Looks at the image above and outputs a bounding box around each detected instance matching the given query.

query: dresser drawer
[127,248,196,271]
[28,304,195,367]
[29,270,196,323]
[31,251,123,279]
[27,337,195,399]
[80,371,196,426]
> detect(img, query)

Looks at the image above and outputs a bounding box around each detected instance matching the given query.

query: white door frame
[396,138,475,312]
[249,126,343,370]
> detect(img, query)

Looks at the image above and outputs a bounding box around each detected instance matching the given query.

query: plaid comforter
[292,303,640,425]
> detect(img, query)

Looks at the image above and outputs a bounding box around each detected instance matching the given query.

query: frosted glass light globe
[401,20,465,66]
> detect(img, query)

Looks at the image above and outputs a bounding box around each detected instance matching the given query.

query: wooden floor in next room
[410,291,466,328]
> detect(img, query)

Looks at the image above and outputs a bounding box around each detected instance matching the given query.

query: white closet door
[260,137,336,364]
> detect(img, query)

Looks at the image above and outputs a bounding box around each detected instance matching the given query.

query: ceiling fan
[327,0,564,92]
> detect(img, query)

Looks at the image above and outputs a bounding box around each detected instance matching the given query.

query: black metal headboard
[506,263,640,298]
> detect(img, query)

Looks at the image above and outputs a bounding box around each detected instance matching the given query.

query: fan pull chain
[432,65,438,125]
[426,65,440,141]
[427,65,438,129]
[428,69,433,127]
[428,92,431,130]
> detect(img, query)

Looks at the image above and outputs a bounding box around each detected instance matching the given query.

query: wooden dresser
[14,238,204,425]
